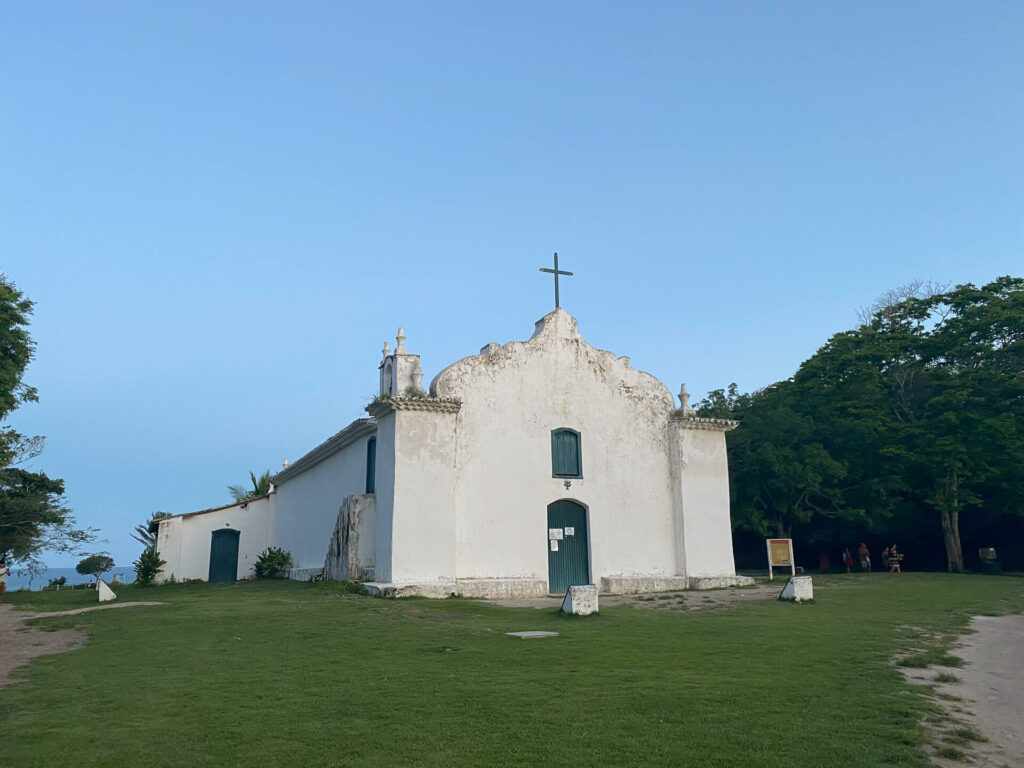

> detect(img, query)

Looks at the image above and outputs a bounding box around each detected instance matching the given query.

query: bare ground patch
[900,614,1024,767]
[0,602,165,690]
[483,581,781,611]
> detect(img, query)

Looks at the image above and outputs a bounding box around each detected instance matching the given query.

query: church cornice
[670,413,739,432]
[366,395,462,417]
[273,418,377,485]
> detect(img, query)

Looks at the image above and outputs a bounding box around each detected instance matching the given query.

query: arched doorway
[547,500,590,593]
[208,529,240,583]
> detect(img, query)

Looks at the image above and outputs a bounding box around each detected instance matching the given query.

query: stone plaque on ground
[506,631,559,639]
[561,584,598,615]
[778,575,812,603]
[97,579,117,603]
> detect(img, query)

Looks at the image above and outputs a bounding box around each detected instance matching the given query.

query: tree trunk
[939,472,965,573]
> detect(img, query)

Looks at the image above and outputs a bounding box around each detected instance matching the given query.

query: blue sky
[2,2,1021,567]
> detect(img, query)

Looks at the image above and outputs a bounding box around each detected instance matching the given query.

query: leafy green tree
[702,277,1024,571]
[0,276,95,571]
[697,383,850,538]
[76,553,115,582]
[228,470,272,502]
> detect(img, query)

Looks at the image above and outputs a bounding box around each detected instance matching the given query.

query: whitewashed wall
[430,309,681,586]
[156,495,274,582]
[273,436,372,573]
[670,424,739,577]
[387,408,458,583]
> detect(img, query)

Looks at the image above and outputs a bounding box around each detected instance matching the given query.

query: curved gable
[430,308,674,418]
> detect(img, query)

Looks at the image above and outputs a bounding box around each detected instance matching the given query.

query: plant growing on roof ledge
[228,470,272,502]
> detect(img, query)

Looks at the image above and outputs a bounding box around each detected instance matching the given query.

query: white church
[155,307,752,597]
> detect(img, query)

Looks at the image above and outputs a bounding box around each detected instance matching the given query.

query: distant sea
[6,566,137,591]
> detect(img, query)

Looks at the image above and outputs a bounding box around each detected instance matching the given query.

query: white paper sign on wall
[564,527,575,536]
[550,540,559,551]
[548,529,564,540]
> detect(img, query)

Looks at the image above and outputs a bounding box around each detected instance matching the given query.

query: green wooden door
[547,500,590,594]
[208,529,240,583]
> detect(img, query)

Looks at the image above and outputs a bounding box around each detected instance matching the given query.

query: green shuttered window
[551,428,582,478]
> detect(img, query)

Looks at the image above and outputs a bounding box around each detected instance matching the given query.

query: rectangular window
[365,437,376,493]
[551,428,582,478]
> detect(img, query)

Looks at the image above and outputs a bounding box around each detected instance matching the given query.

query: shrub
[253,547,293,579]
[47,576,67,587]
[134,545,166,587]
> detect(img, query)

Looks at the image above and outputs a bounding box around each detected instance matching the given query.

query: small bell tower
[378,326,424,396]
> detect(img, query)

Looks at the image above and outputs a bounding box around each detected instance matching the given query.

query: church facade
[156,309,752,596]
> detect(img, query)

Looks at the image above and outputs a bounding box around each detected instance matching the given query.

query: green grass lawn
[2,573,1022,768]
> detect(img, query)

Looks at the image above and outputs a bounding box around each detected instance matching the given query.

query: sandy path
[0,602,164,690]
[942,615,1024,767]
[484,581,783,610]
[902,614,1024,768]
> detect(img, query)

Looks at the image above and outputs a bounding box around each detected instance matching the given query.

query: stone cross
[539,252,573,309]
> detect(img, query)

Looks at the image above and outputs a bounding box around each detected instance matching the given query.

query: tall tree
[0,276,94,570]
[702,276,1024,571]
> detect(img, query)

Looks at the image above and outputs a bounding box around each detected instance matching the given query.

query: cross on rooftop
[539,252,573,309]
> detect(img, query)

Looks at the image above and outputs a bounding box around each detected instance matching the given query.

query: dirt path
[903,614,1024,768]
[0,602,164,690]
[484,582,783,611]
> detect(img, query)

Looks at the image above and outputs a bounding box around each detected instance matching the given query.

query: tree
[228,470,272,502]
[701,276,1024,571]
[790,276,1024,570]
[76,553,114,582]
[130,511,171,548]
[0,276,95,571]
[696,383,851,538]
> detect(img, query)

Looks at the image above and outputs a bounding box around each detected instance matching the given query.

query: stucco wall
[672,424,740,577]
[273,436,373,572]
[156,495,274,582]
[389,408,458,582]
[430,309,680,586]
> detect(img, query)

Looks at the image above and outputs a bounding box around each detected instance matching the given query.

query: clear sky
[2,2,1021,567]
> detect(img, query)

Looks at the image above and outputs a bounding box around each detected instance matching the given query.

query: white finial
[381,340,390,360]
[396,326,407,353]
[678,383,693,415]
[282,458,289,469]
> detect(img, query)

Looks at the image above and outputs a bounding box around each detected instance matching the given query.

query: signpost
[766,538,795,580]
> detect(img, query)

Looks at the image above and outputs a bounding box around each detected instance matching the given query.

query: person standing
[0,557,9,601]
[843,547,854,574]
[889,544,902,574]
[858,542,871,573]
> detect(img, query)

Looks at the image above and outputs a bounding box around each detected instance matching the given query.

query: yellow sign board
[769,539,792,566]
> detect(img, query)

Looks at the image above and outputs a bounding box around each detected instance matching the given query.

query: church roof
[272,417,377,485]
[153,494,272,526]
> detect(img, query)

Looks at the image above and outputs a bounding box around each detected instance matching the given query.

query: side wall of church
[272,439,372,573]
[156,496,274,582]
[431,310,681,586]
[388,408,458,583]
[670,424,739,578]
